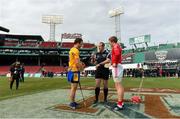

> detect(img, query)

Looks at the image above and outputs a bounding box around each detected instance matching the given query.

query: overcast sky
[0,0,180,48]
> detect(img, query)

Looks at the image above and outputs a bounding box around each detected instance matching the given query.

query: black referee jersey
[94,50,111,79]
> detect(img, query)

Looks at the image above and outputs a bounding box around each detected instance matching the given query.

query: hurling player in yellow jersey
[68,38,83,109]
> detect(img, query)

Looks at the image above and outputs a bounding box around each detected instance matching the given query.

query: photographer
[10,62,21,90]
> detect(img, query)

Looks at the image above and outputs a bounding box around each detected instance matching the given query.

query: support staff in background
[20,63,25,82]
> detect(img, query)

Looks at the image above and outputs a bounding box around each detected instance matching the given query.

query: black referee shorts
[95,67,110,80]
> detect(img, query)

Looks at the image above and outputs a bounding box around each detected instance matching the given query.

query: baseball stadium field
[0,77,180,118]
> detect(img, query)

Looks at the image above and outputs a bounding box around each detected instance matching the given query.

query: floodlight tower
[42,15,63,41]
[108,7,124,42]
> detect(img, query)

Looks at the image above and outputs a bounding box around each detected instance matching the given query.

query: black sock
[104,88,108,101]
[10,80,14,89]
[95,87,100,101]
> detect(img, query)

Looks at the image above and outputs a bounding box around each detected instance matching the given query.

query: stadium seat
[0,66,65,75]
[39,42,57,48]
[61,42,74,48]
[146,46,158,51]
[61,42,95,48]
[4,40,18,46]
[83,43,95,48]
[21,41,37,47]
[44,66,65,73]
[0,66,10,75]
[24,66,41,73]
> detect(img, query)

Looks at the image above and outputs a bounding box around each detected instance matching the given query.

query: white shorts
[112,64,124,82]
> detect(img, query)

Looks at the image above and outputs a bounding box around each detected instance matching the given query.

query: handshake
[77,61,86,72]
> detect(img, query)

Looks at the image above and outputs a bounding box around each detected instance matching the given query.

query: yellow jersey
[68,47,80,72]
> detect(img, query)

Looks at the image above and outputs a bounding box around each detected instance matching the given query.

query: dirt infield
[145,95,180,118]
[79,86,180,93]
[55,87,180,118]
[55,91,180,118]
[129,88,180,94]
[54,94,101,114]
[0,88,180,118]
[54,93,109,114]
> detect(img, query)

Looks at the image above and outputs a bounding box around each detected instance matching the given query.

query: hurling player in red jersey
[109,36,124,110]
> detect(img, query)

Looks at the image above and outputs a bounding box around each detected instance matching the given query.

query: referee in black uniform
[91,42,111,104]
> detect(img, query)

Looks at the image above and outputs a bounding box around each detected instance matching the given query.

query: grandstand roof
[0,26,10,32]
[0,34,44,41]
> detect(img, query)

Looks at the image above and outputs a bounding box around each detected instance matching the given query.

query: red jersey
[111,43,122,64]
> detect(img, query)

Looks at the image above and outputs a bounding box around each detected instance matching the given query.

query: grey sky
[0,0,180,48]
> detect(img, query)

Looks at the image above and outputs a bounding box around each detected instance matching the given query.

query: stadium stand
[25,66,41,73]
[4,40,19,46]
[61,42,95,49]
[0,66,65,75]
[177,43,180,48]
[44,66,65,73]
[25,66,65,74]
[0,66,10,75]
[82,43,96,48]
[21,41,38,47]
[39,42,57,48]
[1,33,179,78]
[146,46,158,51]
[61,42,73,48]
[159,44,175,50]
[0,26,10,32]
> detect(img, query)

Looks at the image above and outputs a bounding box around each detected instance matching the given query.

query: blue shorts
[67,71,80,83]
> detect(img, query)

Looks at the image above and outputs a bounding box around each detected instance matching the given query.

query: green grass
[0,77,180,101]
